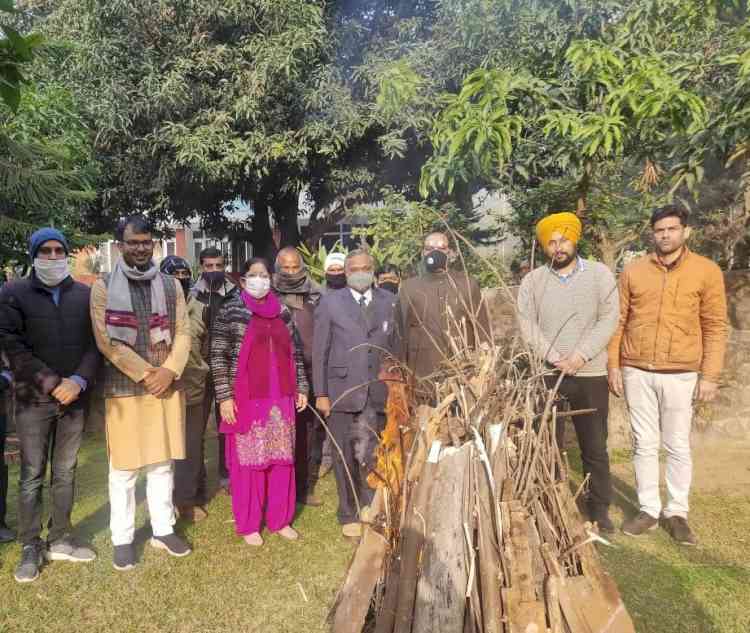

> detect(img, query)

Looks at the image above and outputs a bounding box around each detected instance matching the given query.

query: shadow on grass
[564,445,750,633]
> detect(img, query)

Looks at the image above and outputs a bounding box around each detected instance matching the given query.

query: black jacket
[0,274,99,405]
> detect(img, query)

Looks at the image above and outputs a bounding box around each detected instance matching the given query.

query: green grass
[0,432,352,633]
[1,435,749,633]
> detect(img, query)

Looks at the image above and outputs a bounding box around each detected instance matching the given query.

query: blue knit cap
[29,227,70,261]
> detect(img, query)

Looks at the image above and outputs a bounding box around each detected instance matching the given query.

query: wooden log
[476,456,503,633]
[374,555,401,633]
[504,501,547,633]
[330,491,389,633]
[392,458,437,633]
[412,444,472,633]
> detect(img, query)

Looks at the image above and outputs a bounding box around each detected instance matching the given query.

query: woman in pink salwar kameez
[209,258,308,546]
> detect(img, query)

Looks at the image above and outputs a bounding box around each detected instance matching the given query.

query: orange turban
[535,212,582,246]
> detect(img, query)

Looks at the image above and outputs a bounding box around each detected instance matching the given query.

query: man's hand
[696,379,719,403]
[143,367,176,397]
[51,378,82,406]
[554,351,587,376]
[219,398,237,424]
[296,393,308,412]
[316,396,331,418]
[608,367,623,397]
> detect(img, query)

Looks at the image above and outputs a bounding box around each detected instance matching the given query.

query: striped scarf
[105,258,171,348]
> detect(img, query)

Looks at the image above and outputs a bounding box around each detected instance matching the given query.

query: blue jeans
[16,402,84,545]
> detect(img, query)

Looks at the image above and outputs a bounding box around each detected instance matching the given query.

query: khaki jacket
[182,297,209,406]
[607,249,728,381]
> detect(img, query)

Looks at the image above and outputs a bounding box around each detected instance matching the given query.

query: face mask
[202,271,224,288]
[347,271,374,293]
[245,276,270,299]
[423,249,448,273]
[326,272,347,289]
[178,278,191,299]
[34,257,69,287]
[379,281,399,294]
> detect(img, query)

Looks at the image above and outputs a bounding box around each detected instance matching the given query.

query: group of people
[518,205,727,545]
[0,217,491,583]
[0,204,727,585]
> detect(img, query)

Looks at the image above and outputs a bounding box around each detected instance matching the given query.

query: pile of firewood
[329,332,635,633]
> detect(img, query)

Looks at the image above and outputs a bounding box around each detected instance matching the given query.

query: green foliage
[297,240,348,284]
[0,0,43,112]
[350,189,505,286]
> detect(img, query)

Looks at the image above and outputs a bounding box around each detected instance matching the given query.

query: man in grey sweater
[518,212,619,532]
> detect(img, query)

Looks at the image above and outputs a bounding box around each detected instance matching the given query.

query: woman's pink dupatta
[220,290,296,436]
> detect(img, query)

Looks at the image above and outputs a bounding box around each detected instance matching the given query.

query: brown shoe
[622,511,659,537]
[302,494,323,507]
[177,505,208,523]
[342,522,362,538]
[664,516,697,546]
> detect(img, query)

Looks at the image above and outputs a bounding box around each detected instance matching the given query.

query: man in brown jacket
[608,205,728,545]
[397,232,491,400]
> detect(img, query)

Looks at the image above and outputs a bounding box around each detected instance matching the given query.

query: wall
[485,270,750,449]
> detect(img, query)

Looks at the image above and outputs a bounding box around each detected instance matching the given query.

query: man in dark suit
[397,231,491,401]
[313,249,398,541]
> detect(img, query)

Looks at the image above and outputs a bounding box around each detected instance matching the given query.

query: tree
[1,0,104,265]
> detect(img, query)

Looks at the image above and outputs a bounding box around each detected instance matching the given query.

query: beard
[551,250,576,269]
[655,240,683,257]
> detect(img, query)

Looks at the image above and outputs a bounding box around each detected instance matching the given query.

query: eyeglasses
[121,239,154,250]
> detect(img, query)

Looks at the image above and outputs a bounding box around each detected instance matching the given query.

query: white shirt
[349,287,373,306]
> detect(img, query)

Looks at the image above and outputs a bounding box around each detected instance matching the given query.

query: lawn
[1,433,749,633]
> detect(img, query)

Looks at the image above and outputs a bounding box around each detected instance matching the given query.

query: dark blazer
[397,270,491,380]
[0,274,99,405]
[312,287,398,414]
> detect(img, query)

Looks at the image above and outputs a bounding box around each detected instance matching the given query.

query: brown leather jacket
[397,270,491,381]
[607,249,728,382]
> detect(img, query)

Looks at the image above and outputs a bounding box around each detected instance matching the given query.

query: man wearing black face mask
[159,256,192,298]
[376,264,401,295]
[189,247,239,492]
[397,232,491,400]
[159,256,211,521]
[323,252,347,292]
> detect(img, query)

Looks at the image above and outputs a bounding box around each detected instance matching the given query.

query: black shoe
[0,524,15,543]
[150,533,191,557]
[113,543,136,571]
[591,509,615,534]
[14,543,44,583]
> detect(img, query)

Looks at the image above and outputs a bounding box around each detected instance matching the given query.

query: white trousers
[109,460,176,546]
[623,367,698,519]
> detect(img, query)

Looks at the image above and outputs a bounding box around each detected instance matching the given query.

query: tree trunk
[251,198,274,262]
[412,445,471,633]
[274,192,301,248]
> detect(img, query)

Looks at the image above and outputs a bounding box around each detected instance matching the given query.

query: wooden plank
[330,495,389,633]
[476,456,503,633]
[412,445,471,633]
[392,460,436,633]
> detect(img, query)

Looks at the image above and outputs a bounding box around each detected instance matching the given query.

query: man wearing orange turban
[535,211,582,248]
[518,210,619,533]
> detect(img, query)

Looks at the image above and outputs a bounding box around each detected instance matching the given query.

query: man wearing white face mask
[312,249,398,541]
[0,227,100,583]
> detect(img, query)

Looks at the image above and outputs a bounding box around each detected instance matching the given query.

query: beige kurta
[90,277,191,471]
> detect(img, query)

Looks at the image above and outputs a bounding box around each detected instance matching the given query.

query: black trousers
[294,406,326,498]
[545,374,612,509]
[328,404,384,525]
[16,402,84,545]
[206,383,228,481]
[173,398,209,507]
[0,398,8,526]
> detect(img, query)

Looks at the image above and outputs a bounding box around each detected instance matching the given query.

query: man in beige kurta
[90,215,192,571]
